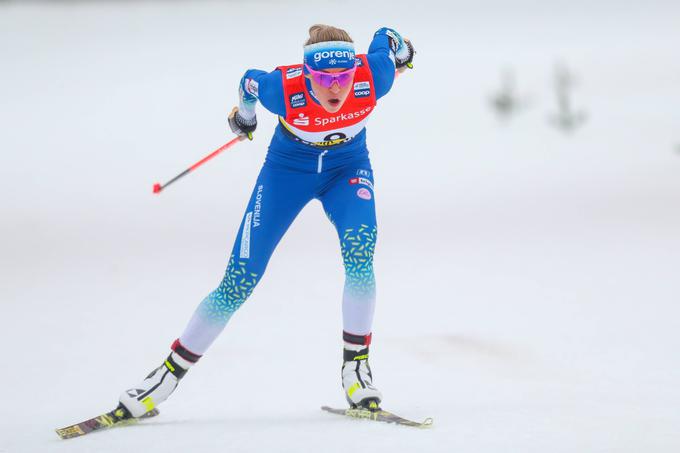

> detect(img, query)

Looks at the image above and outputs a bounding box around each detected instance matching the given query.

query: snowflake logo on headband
[329,58,337,65]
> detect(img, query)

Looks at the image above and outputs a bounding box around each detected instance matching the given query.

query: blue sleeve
[239,68,287,117]
[367,31,397,100]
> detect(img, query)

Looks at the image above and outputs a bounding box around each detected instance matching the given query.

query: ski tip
[322,405,433,429]
[54,407,160,440]
[55,425,85,440]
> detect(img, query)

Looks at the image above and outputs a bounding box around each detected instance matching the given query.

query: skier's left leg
[319,165,382,409]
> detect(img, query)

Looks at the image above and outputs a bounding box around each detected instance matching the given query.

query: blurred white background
[1,1,679,452]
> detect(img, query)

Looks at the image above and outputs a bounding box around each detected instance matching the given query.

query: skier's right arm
[229,69,286,139]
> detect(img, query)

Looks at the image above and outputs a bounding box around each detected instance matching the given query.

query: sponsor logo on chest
[354,81,371,98]
[287,108,373,129]
[289,92,307,109]
[309,106,373,127]
[292,113,310,126]
[286,67,303,79]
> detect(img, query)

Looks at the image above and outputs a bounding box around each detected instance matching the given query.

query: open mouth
[328,98,340,106]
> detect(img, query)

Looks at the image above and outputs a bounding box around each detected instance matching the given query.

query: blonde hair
[305,24,353,45]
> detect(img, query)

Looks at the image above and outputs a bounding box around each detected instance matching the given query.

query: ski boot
[119,339,200,417]
[341,332,382,411]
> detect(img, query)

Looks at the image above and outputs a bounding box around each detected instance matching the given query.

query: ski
[321,405,433,428]
[55,405,159,439]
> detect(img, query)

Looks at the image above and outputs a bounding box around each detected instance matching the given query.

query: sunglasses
[304,64,357,88]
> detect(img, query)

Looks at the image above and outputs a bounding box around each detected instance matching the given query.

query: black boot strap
[343,331,372,346]
[344,347,369,362]
[171,339,202,363]
[164,354,188,379]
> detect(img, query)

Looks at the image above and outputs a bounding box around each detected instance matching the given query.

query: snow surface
[1,1,680,452]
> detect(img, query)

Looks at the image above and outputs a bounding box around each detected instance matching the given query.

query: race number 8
[324,132,347,142]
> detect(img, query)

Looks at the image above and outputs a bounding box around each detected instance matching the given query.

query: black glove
[228,107,256,141]
[395,39,415,70]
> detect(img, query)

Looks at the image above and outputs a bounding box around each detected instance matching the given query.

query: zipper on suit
[317,150,329,173]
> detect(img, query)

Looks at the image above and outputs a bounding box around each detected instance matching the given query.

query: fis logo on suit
[354,58,363,67]
[286,67,303,79]
[290,92,307,108]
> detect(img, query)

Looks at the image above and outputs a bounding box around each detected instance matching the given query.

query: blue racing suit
[179,29,401,354]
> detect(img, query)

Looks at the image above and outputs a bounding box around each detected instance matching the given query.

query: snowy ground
[1,1,680,452]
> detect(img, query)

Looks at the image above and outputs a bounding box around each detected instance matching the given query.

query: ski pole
[152,136,245,194]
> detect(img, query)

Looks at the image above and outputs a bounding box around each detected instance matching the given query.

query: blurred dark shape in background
[548,62,587,133]
[489,68,528,120]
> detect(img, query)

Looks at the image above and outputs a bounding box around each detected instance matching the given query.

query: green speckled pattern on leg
[341,225,377,296]
[200,255,259,322]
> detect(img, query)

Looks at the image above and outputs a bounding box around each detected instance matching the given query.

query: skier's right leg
[119,162,314,417]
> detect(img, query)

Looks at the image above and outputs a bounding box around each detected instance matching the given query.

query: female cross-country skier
[119,24,415,416]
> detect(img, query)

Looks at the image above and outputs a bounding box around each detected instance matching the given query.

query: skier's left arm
[367,27,416,99]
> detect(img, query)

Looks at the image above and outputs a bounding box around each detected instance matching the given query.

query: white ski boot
[342,341,382,409]
[119,340,200,417]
